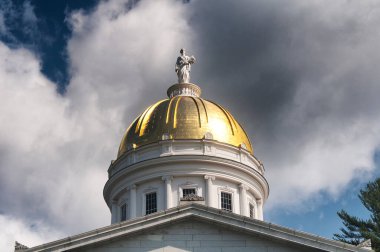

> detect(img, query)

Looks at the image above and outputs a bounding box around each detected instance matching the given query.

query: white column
[111,200,118,224]
[162,176,173,209]
[204,175,215,207]
[239,184,248,217]
[257,199,263,220]
[129,184,137,219]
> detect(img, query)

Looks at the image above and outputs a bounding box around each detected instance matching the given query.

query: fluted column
[130,184,137,219]
[239,184,248,217]
[204,175,215,207]
[111,200,118,224]
[162,176,173,209]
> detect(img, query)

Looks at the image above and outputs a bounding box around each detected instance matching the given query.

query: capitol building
[17,51,370,252]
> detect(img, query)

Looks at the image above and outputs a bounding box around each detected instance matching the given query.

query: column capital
[128,184,137,190]
[239,183,249,191]
[204,175,215,181]
[162,175,173,182]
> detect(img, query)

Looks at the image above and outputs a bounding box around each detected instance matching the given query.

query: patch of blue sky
[0,0,99,92]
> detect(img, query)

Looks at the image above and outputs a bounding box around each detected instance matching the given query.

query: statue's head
[180,48,185,55]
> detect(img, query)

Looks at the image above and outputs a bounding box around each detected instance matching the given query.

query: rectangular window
[249,203,254,218]
[221,192,232,211]
[183,188,196,197]
[145,192,157,215]
[120,203,127,221]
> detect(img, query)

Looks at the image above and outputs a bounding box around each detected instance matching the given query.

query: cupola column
[204,175,215,207]
[111,200,118,224]
[129,184,137,218]
[257,199,263,220]
[239,184,249,217]
[162,176,173,209]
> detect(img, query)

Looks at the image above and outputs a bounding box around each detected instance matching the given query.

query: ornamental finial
[175,48,196,83]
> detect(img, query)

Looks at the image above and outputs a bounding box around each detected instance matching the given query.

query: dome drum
[109,138,264,178]
[104,147,269,223]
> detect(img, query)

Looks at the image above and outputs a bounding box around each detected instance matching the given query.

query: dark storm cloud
[184,0,377,139]
[123,0,302,135]
[183,0,380,206]
[189,1,302,135]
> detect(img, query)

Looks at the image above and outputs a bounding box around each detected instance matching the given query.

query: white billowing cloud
[265,118,379,209]
[0,214,64,250]
[0,44,69,153]
[0,42,86,251]
[0,41,104,249]
[0,0,192,250]
[66,0,193,116]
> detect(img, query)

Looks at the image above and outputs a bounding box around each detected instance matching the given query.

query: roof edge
[23,204,371,252]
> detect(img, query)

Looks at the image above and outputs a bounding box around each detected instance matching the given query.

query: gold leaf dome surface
[117,84,253,158]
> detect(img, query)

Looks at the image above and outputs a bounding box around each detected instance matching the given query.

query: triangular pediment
[24,204,370,252]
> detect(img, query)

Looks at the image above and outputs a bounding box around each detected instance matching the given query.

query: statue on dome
[175,48,196,83]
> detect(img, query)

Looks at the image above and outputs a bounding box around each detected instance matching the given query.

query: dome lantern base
[167,83,202,98]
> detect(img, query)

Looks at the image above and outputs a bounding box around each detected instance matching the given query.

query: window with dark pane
[249,203,255,218]
[183,188,196,197]
[221,192,232,211]
[120,203,127,221]
[145,192,157,215]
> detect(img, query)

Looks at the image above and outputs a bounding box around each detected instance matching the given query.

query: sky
[1,0,380,250]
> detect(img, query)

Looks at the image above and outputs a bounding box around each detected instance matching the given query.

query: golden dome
[117,84,253,158]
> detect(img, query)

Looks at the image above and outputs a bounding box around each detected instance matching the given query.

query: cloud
[0,214,64,250]
[1,0,380,250]
[0,0,192,250]
[0,0,16,41]
[185,0,380,210]
[0,41,109,248]
[22,1,37,24]
[0,0,41,47]
[0,11,6,35]
[66,0,194,116]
